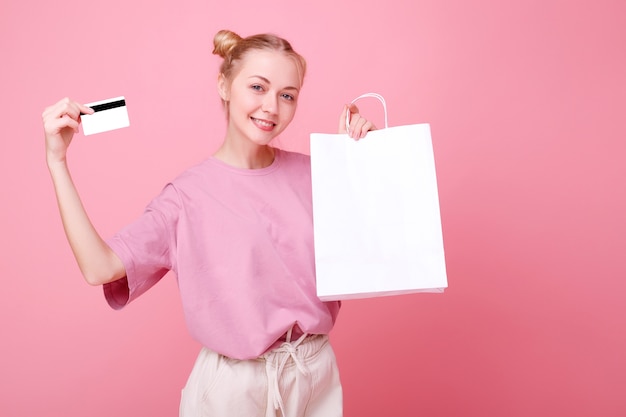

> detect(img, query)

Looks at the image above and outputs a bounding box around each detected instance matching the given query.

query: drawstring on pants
[263,328,309,415]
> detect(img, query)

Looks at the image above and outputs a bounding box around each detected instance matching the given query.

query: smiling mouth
[251,117,276,129]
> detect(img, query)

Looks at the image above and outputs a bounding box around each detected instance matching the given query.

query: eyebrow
[249,75,300,91]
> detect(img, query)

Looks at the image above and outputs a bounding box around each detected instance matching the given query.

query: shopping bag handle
[345,92,389,130]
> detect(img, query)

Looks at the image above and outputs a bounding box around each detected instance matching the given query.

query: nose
[261,94,277,114]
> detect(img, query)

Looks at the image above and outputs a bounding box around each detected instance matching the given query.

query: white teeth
[253,118,274,127]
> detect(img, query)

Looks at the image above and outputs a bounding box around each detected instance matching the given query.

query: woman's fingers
[338,102,377,139]
[338,103,363,135]
[349,114,377,140]
[53,114,80,132]
[43,98,93,125]
[43,98,95,137]
[347,103,360,115]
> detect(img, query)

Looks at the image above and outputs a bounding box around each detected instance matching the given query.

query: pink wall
[2,0,625,416]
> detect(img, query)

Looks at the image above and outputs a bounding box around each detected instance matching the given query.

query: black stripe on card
[81,99,126,115]
[90,98,126,112]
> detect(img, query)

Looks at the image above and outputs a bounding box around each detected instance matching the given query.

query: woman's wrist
[46,153,69,175]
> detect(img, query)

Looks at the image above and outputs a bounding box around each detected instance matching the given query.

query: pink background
[2,0,625,416]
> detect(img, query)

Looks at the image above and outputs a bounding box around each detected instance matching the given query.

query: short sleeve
[103,184,181,309]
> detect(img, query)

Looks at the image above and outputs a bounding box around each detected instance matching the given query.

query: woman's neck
[212,140,275,169]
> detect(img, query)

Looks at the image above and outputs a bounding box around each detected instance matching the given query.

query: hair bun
[212,30,242,59]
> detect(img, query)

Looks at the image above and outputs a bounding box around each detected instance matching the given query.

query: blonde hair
[212,29,307,87]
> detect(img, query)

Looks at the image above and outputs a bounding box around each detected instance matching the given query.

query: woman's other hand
[338,103,376,140]
[42,97,94,166]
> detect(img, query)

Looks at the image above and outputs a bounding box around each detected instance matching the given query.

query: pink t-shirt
[103,148,340,359]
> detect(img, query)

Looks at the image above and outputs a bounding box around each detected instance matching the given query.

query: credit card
[81,96,130,135]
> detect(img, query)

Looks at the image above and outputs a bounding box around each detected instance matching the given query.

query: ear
[217,73,230,101]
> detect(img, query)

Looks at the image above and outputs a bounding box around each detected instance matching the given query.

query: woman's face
[220,49,302,147]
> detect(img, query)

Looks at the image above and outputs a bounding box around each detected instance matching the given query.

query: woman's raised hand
[42,97,94,165]
[338,103,376,140]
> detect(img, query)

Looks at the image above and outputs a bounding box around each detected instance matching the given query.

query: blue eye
[282,93,295,101]
[251,84,263,91]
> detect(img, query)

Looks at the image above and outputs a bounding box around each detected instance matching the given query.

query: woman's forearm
[48,159,126,286]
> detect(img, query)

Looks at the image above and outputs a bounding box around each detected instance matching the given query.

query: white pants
[180,334,343,417]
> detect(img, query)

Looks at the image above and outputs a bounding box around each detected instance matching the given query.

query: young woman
[42,29,374,417]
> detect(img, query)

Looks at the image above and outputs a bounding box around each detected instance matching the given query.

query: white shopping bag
[310,93,447,301]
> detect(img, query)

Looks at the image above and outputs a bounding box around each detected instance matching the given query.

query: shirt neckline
[206,148,283,176]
